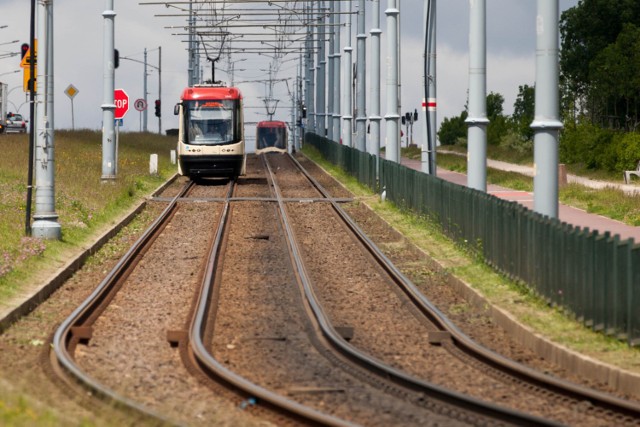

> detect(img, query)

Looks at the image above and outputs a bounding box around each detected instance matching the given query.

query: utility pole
[25,0,36,236]
[32,0,61,239]
[158,45,162,134]
[143,47,148,132]
[466,0,488,191]
[532,0,563,218]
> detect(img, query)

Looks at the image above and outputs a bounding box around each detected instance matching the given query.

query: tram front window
[186,100,236,145]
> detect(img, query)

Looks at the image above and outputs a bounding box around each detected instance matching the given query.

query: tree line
[438,0,640,173]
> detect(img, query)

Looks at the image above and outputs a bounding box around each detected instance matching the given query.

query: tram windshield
[257,126,287,151]
[184,99,240,145]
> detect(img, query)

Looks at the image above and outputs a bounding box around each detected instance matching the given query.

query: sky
[0,0,579,150]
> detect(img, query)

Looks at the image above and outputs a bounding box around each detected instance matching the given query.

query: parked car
[5,113,27,134]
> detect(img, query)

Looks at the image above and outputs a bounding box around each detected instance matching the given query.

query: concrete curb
[0,175,178,334]
[444,270,640,398]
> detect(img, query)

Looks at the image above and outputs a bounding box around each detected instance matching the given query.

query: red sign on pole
[114,88,130,119]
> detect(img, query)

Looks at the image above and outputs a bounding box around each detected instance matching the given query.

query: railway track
[48,153,640,426]
[263,153,640,426]
[50,179,197,424]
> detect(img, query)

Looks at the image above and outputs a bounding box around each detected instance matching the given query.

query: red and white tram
[175,85,245,178]
[255,120,288,155]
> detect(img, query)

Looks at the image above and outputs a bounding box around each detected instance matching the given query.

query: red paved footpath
[399,157,640,243]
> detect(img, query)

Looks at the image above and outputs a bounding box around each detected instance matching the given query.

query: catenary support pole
[355,0,367,151]
[342,0,353,148]
[466,0,489,191]
[370,0,382,159]
[32,0,61,239]
[188,1,194,86]
[316,0,326,136]
[422,0,437,175]
[385,0,400,163]
[297,54,303,151]
[332,0,341,142]
[532,0,563,218]
[327,0,335,141]
[291,87,296,153]
[101,0,116,181]
[306,2,315,135]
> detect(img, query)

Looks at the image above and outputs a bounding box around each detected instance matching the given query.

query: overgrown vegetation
[0,130,176,300]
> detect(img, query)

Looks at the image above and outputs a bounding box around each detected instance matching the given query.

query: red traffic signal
[21,43,29,59]
[154,99,161,117]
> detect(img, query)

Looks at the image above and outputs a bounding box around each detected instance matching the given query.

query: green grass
[0,130,177,301]
[434,151,640,226]
[437,143,627,182]
[303,143,640,373]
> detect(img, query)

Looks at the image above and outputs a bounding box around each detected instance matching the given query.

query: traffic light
[155,99,161,117]
[114,49,119,69]
[20,43,29,59]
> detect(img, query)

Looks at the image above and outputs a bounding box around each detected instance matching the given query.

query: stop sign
[114,88,130,119]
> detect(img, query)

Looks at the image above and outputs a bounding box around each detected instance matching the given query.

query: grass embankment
[0,130,176,425]
[403,145,640,227]
[0,130,177,303]
[301,144,640,375]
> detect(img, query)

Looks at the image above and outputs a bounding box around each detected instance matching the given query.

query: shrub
[559,121,616,169]
[615,133,640,171]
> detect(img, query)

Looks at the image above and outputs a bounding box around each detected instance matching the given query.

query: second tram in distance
[174,85,246,178]
[255,120,288,154]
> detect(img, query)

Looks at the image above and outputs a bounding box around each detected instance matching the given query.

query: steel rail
[186,179,354,426]
[262,153,559,426]
[288,154,640,422]
[50,179,195,425]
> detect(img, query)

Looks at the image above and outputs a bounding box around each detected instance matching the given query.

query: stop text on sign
[114,88,130,119]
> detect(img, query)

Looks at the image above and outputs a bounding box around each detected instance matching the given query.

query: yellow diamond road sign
[65,84,79,99]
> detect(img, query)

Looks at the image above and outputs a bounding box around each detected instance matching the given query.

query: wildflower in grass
[17,237,47,262]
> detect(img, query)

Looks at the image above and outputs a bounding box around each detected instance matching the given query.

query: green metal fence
[305,133,640,346]
[305,133,378,190]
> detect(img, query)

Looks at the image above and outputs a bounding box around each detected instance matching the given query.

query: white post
[150,154,158,175]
